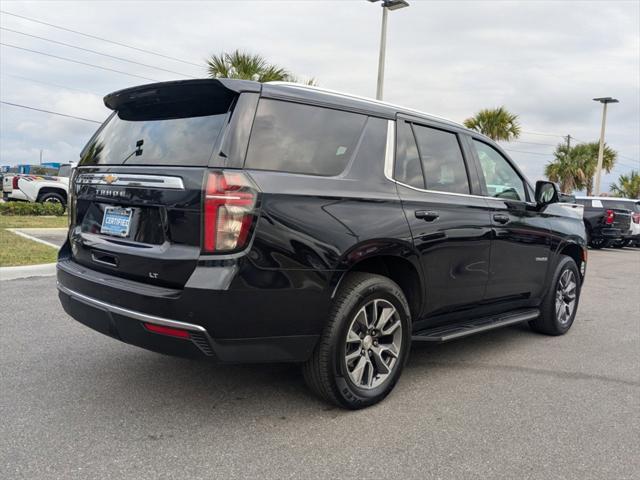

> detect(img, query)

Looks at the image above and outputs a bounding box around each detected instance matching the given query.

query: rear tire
[303,272,411,409]
[529,256,581,336]
[38,192,66,209]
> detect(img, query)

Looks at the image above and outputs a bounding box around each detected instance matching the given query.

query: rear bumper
[57,255,326,363]
[596,228,622,239]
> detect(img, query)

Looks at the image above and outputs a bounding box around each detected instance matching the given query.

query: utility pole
[369,0,410,101]
[39,149,43,165]
[376,6,388,101]
[593,97,619,195]
[565,135,571,150]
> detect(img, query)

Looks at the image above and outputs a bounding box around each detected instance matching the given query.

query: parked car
[57,79,587,409]
[2,173,29,202]
[575,196,633,248]
[592,197,640,247]
[17,164,72,208]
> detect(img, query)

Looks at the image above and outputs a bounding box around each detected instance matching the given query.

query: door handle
[415,210,439,222]
[493,213,510,224]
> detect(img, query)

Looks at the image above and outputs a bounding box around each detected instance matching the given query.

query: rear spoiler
[103,79,261,111]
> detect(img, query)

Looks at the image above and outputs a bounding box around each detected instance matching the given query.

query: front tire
[589,237,608,249]
[303,273,411,409]
[529,256,581,336]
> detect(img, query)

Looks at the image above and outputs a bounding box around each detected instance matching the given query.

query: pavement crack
[418,361,640,387]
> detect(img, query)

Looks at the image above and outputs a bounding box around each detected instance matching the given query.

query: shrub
[0,201,65,216]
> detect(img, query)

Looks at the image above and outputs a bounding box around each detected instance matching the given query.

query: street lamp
[592,96,619,195]
[368,0,410,100]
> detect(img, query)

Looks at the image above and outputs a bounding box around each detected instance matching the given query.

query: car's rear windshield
[79,112,227,167]
[602,200,640,212]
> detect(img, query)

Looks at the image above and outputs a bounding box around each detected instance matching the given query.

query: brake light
[605,209,615,225]
[633,213,640,224]
[144,323,190,339]
[12,176,19,189]
[203,171,258,253]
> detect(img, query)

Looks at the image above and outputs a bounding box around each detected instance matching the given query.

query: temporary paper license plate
[100,206,132,237]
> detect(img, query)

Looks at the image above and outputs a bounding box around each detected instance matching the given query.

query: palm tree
[463,107,521,141]
[544,144,586,193]
[206,50,316,84]
[544,141,617,194]
[572,142,617,195]
[610,170,640,199]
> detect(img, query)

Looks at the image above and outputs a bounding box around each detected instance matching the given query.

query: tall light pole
[368,0,409,100]
[592,97,619,195]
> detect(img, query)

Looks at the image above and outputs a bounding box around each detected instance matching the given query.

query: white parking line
[6,228,61,249]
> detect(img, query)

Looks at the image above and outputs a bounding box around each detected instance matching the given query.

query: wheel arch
[557,241,586,280]
[331,249,424,322]
[37,186,68,203]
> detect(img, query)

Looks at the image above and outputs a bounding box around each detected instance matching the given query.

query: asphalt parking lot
[1,249,639,480]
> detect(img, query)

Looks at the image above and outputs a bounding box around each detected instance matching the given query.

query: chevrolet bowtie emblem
[103,174,118,185]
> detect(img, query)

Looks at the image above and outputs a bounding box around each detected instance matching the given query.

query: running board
[411,308,540,343]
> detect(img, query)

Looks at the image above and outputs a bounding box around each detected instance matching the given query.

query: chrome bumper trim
[57,282,208,334]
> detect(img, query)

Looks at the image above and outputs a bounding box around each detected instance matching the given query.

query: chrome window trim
[383,119,531,203]
[57,283,209,335]
[76,173,184,190]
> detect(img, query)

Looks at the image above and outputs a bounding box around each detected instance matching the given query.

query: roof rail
[266,81,464,128]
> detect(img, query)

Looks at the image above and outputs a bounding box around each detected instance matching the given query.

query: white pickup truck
[16,164,73,207]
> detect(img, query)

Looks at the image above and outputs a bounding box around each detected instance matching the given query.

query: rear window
[244,99,367,176]
[79,113,226,167]
[602,200,639,212]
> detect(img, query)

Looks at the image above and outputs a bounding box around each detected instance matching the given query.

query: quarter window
[412,125,470,194]
[245,99,367,176]
[473,140,527,201]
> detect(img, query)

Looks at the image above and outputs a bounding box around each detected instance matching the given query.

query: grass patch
[0,215,68,229]
[0,229,58,267]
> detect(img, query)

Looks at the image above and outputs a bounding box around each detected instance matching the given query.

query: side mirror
[535,180,559,207]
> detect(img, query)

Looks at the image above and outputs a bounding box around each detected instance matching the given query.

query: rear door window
[394,120,424,189]
[245,99,367,176]
[412,125,470,194]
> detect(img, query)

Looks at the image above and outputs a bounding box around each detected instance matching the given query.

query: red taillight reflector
[203,171,258,253]
[632,213,640,224]
[144,323,190,339]
[605,209,615,225]
[12,176,19,189]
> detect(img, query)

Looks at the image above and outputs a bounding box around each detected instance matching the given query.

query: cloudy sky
[1,0,638,192]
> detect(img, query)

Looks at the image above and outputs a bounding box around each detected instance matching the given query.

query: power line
[503,148,552,157]
[0,10,203,69]
[1,27,197,79]
[509,139,558,147]
[1,100,102,124]
[1,73,102,96]
[520,130,565,139]
[0,42,159,81]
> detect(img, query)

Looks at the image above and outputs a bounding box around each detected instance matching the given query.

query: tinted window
[412,125,469,194]
[473,140,526,201]
[394,120,424,189]
[245,100,367,176]
[602,200,639,211]
[80,110,228,167]
[57,165,71,177]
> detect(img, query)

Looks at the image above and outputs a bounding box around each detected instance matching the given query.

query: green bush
[0,201,65,216]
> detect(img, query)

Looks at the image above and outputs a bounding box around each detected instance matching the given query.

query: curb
[0,263,57,281]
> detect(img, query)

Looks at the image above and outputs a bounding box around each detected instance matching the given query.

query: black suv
[57,79,587,408]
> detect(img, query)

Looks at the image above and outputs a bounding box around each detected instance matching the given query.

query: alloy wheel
[344,299,403,390]
[555,269,577,325]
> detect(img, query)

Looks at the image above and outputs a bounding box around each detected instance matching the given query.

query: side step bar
[411,308,540,343]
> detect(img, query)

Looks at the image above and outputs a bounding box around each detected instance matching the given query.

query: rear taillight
[633,213,640,224]
[203,171,258,253]
[605,209,615,225]
[12,176,19,189]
